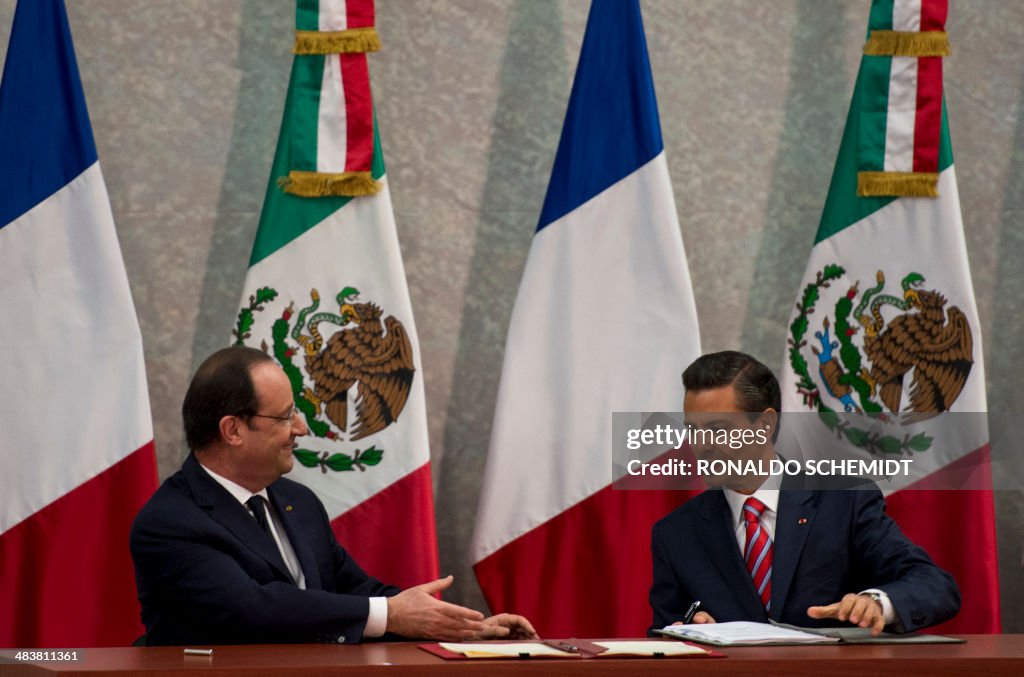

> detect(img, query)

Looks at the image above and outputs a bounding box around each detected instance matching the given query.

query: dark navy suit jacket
[649,485,959,633]
[130,453,400,645]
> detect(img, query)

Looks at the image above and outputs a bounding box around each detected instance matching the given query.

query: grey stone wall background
[1,0,1021,630]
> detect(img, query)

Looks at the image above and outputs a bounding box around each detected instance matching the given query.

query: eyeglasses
[249,407,300,426]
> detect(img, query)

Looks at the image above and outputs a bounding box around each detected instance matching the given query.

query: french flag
[471,0,702,637]
[0,0,157,646]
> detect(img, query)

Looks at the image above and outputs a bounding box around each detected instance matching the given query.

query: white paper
[594,640,708,656]
[438,642,573,657]
[659,621,838,645]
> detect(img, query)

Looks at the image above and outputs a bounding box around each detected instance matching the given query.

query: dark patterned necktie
[246,496,273,538]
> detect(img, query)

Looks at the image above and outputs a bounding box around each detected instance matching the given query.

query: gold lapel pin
[285,505,293,512]
[798,517,808,525]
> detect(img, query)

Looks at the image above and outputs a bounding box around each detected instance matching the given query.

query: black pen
[682,600,702,624]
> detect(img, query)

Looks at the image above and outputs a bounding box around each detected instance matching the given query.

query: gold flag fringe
[278,171,382,197]
[863,30,950,57]
[857,171,938,198]
[294,28,381,54]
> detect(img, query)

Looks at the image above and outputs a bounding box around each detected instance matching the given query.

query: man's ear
[219,415,246,447]
[760,408,778,440]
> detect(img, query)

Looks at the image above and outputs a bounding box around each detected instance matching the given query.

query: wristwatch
[861,591,883,607]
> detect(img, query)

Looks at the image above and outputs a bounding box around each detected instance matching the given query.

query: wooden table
[2,636,1022,676]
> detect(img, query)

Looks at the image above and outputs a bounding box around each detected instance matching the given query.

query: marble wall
[1,0,1021,630]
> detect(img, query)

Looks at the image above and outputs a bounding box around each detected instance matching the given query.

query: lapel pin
[285,505,293,512]
[798,517,808,525]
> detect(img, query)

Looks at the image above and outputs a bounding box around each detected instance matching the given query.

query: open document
[428,639,717,659]
[656,621,838,646]
[657,621,965,646]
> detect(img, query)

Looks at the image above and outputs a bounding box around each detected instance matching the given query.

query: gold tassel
[278,171,382,197]
[294,28,381,54]
[863,30,950,57]
[857,171,939,198]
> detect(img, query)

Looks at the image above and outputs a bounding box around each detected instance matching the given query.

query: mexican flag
[780,0,999,632]
[231,0,438,589]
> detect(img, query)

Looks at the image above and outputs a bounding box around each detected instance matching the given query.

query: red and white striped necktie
[742,496,773,611]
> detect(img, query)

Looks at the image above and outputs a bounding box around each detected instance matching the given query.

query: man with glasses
[130,346,535,645]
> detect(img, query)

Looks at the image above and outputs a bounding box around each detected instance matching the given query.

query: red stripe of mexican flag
[919,0,948,30]
[912,1,946,173]
[340,53,373,172]
[344,0,375,30]
[912,55,942,173]
[782,0,999,633]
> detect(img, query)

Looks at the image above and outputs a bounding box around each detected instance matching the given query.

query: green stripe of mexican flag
[781,0,999,633]
[249,93,384,265]
[231,4,437,590]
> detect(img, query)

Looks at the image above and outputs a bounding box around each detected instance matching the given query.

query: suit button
[336,635,346,644]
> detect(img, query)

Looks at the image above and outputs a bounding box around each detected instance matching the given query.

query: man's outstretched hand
[472,613,539,640]
[386,575,486,641]
[807,593,885,636]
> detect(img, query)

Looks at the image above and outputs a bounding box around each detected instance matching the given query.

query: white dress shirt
[198,462,388,637]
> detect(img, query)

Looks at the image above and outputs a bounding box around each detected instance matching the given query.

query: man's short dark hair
[682,351,782,441]
[182,346,275,451]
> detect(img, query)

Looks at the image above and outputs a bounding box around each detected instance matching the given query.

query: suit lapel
[268,483,322,590]
[770,489,817,619]
[699,491,766,621]
[183,454,293,582]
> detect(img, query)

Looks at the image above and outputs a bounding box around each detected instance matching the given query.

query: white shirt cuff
[861,588,894,625]
[363,597,388,638]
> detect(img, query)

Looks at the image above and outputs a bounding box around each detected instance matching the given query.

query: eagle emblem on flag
[233,285,415,472]
[787,264,974,455]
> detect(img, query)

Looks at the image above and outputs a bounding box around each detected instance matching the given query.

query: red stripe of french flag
[0,444,157,646]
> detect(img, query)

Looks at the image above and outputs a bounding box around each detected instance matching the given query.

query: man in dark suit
[131,346,535,645]
[649,351,959,635]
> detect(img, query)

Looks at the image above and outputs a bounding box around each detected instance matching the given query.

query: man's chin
[700,474,729,489]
